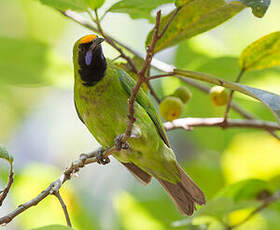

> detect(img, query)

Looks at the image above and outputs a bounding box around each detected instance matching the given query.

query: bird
[73,34,206,215]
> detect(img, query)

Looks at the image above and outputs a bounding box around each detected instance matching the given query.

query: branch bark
[227,192,280,230]
[164,117,280,131]
[0,165,14,207]
[0,146,118,225]
[54,191,72,227]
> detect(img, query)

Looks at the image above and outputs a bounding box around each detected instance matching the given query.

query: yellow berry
[209,86,229,106]
[173,86,192,104]
[159,96,183,121]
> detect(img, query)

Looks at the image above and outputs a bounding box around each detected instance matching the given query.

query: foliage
[1,0,280,229]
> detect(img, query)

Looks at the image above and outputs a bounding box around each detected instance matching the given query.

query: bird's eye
[85,50,93,66]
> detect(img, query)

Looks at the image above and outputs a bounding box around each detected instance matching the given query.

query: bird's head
[73,34,107,86]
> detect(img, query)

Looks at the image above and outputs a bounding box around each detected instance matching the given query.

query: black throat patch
[78,42,107,86]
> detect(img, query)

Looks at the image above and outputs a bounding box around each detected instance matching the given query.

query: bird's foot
[96,148,110,165]
[115,134,130,150]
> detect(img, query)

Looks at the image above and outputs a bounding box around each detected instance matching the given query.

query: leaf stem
[223,68,245,123]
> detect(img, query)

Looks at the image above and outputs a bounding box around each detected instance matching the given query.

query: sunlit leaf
[109,0,174,22]
[175,0,194,7]
[38,0,88,11]
[239,31,280,71]
[146,0,245,52]
[85,0,105,10]
[0,145,13,165]
[174,69,280,123]
[198,197,259,219]
[31,225,73,230]
[227,0,270,18]
[217,179,272,201]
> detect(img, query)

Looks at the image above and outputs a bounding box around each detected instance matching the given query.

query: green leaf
[146,0,245,53]
[174,69,280,123]
[109,0,174,22]
[0,145,13,165]
[227,0,271,18]
[31,225,73,230]
[175,0,194,7]
[198,179,271,219]
[85,0,105,10]
[239,31,280,71]
[39,0,88,11]
[198,197,259,219]
[218,179,272,201]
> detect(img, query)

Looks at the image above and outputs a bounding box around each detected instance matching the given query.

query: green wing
[118,68,170,147]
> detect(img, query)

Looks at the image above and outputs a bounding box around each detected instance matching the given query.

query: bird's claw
[115,134,130,150]
[96,148,110,165]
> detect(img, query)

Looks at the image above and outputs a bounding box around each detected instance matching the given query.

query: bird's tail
[156,163,206,215]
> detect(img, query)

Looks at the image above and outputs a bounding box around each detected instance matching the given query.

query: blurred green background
[0,0,280,229]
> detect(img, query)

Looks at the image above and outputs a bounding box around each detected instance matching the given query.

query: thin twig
[223,68,245,123]
[147,81,161,103]
[163,117,280,131]
[0,146,118,225]
[158,7,182,39]
[122,11,163,141]
[54,191,72,227]
[147,73,175,81]
[221,69,279,139]
[93,10,138,74]
[0,165,14,207]
[227,192,280,230]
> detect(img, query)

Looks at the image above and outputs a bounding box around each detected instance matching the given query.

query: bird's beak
[90,37,105,50]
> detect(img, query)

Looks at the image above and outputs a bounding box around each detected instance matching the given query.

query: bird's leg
[96,147,110,165]
[114,134,130,150]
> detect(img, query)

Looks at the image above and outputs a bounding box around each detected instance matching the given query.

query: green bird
[73,34,205,215]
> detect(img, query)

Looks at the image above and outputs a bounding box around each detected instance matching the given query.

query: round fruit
[159,96,183,121]
[173,86,192,104]
[209,86,229,106]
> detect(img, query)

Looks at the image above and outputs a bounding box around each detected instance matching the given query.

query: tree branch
[122,11,163,142]
[146,81,161,103]
[158,7,182,39]
[164,117,280,131]
[178,76,280,140]
[54,191,72,227]
[93,10,138,74]
[0,146,118,225]
[1,116,279,225]
[227,192,280,230]
[0,165,14,207]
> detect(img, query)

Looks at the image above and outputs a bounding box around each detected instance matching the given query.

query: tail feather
[177,163,206,205]
[121,162,152,185]
[156,163,205,216]
[121,161,205,215]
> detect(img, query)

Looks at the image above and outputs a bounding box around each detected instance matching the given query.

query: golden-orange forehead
[79,34,98,44]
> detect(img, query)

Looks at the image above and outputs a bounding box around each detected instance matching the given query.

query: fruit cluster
[159,85,229,121]
[159,86,192,121]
